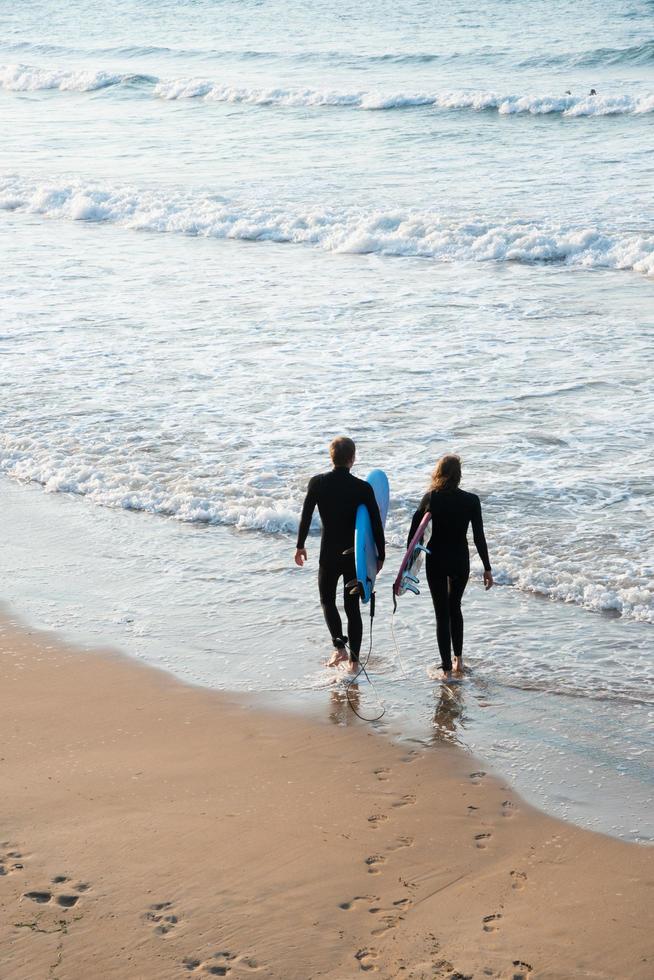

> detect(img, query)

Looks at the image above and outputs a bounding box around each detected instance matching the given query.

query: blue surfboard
[354,469,390,604]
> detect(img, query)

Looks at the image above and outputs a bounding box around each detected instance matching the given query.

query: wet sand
[1,618,652,979]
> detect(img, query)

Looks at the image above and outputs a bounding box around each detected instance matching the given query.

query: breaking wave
[1,175,653,277]
[0,63,155,92]
[2,63,653,117]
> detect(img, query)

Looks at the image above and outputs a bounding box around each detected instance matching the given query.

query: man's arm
[295,477,318,565]
[365,485,386,565]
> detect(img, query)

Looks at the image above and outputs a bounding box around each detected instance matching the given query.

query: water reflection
[328,683,360,725]
[432,681,466,744]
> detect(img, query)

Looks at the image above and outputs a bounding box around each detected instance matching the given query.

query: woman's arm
[471,495,491,572]
[407,492,431,548]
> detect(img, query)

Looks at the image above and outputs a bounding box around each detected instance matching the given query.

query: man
[295,437,385,668]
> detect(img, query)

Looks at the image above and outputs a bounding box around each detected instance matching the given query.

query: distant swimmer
[295,437,385,669]
[406,454,492,681]
[589,88,597,96]
[565,90,572,95]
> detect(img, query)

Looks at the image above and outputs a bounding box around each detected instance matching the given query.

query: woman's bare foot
[453,656,463,674]
[328,648,348,667]
[346,657,360,673]
[428,665,452,681]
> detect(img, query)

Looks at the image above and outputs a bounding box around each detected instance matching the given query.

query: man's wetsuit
[297,467,386,658]
[408,488,491,672]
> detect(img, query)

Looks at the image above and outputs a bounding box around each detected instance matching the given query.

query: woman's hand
[483,570,494,590]
[295,548,308,567]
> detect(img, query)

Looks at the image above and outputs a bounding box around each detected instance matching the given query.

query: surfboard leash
[390,598,410,680]
[344,592,386,723]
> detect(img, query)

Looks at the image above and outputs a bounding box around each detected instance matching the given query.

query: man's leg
[342,557,363,662]
[318,563,348,663]
[448,570,469,672]
[426,562,452,673]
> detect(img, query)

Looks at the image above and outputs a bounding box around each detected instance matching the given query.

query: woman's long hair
[430,454,461,492]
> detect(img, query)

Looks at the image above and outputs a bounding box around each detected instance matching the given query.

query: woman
[407,454,493,679]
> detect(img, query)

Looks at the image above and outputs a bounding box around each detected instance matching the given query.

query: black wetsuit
[408,488,491,672]
[297,467,386,657]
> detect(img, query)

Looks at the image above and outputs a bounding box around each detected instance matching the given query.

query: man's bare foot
[453,656,463,674]
[427,665,452,681]
[346,656,360,672]
[328,648,348,667]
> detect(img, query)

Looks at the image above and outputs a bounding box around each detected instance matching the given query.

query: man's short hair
[330,436,356,467]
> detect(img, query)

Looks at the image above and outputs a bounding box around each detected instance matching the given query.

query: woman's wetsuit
[297,466,385,658]
[407,488,491,672]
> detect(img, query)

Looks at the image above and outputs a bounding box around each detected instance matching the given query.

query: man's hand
[295,548,308,567]
[376,558,384,574]
[483,570,494,591]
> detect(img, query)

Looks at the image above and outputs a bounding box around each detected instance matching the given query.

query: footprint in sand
[23,878,89,909]
[482,913,502,933]
[475,832,492,849]
[0,843,26,877]
[392,794,416,808]
[144,901,179,935]
[370,916,399,937]
[401,749,419,764]
[511,960,533,979]
[355,948,379,972]
[510,871,528,891]
[502,801,518,818]
[373,768,391,782]
[367,814,389,829]
[470,771,487,785]
[339,895,378,911]
[183,951,263,975]
[368,897,412,936]
[365,855,386,875]
[388,836,414,851]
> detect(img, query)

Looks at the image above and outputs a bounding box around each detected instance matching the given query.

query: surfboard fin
[404,583,420,596]
[341,547,355,556]
[414,545,431,555]
[346,578,362,596]
[404,572,419,584]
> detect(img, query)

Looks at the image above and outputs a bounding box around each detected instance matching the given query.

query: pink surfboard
[393,511,432,598]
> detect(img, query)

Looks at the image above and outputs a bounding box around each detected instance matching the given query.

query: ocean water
[1,0,652,838]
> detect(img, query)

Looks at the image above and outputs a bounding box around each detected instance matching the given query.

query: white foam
[493,562,654,624]
[1,175,653,277]
[2,63,653,117]
[0,62,145,92]
[0,439,652,625]
[150,79,654,116]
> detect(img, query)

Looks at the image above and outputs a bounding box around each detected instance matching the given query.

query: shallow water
[0,0,652,840]
[1,479,652,842]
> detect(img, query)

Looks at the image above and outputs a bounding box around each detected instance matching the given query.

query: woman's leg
[448,570,470,663]
[426,562,452,672]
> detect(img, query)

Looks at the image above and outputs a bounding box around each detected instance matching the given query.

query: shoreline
[1,616,653,979]
[1,477,652,844]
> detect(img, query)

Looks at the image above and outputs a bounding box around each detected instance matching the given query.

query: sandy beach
[1,618,652,980]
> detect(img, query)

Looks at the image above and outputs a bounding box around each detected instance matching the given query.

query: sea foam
[2,62,653,116]
[1,442,651,625]
[0,62,153,92]
[1,175,653,277]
